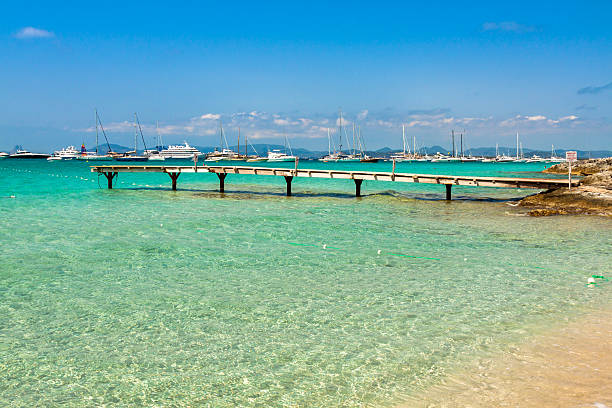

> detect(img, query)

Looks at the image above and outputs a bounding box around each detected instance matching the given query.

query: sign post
[565,151,577,190]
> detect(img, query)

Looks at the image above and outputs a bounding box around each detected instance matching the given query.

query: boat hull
[116,157,148,162]
[9,154,51,159]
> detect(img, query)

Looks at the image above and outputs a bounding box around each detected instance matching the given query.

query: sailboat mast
[516,132,519,159]
[95,109,99,155]
[133,113,138,154]
[460,132,463,157]
[338,109,343,153]
[402,125,406,155]
[452,130,456,157]
[327,128,331,156]
[238,127,240,156]
[156,121,162,150]
[352,123,356,155]
[135,113,148,152]
[413,134,416,157]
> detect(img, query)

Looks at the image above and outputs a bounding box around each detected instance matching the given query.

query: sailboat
[390,125,416,161]
[116,113,148,161]
[319,128,341,161]
[355,127,378,162]
[77,109,116,160]
[205,120,238,161]
[144,121,166,161]
[227,128,247,161]
[339,121,362,161]
[458,131,480,162]
[245,132,267,161]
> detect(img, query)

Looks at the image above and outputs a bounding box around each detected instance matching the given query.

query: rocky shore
[518,157,612,216]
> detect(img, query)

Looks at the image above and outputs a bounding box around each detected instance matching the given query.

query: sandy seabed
[403,306,612,408]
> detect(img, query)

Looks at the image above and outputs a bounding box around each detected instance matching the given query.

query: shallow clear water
[1,159,610,407]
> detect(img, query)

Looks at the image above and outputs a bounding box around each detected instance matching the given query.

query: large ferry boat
[160,142,202,159]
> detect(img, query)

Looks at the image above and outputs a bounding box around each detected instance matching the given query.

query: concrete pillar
[217,173,226,193]
[104,172,116,189]
[168,172,180,191]
[445,184,452,200]
[354,179,363,197]
[284,176,293,196]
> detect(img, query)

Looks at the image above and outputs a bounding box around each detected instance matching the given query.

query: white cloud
[273,118,290,126]
[14,27,54,39]
[199,113,220,120]
[79,109,586,146]
[500,114,580,128]
[357,109,369,121]
[559,115,578,121]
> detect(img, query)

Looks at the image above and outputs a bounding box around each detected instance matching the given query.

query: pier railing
[91,165,579,200]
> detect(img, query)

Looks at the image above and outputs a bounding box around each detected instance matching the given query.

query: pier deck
[91,165,578,200]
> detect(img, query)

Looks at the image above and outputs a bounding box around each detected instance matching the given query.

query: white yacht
[9,148,51,159]
[159,142,202,159]
[267,133,296,162]
[205,148,239,161]
[430,152,452,162]
[267,149,296,162]
[51,145,80,160]
[145,151,166,161]
[0,152,8,159]
[525,154,545,163]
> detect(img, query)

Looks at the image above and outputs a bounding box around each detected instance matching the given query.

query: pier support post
[354,179,363,197]
[284,176,293,196]
[217,173,226,193]
[103,172,117,189]
[445,184,452,201]
[168,172,180,191]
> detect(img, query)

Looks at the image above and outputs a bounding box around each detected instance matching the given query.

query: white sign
[566,151,577,190]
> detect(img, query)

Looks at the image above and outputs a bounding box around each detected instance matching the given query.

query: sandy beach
[404,305,612,407]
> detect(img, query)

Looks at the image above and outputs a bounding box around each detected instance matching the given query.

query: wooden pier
[91,165,578,200]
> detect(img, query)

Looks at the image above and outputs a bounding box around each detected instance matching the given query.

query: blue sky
[1,1,611,152]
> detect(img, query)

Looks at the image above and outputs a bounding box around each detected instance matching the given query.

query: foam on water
[1,159,610,406]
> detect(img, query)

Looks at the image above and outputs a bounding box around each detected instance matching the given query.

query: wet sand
[403,307,612,407]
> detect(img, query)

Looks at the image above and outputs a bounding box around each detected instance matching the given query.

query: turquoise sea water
[1,159,610,407]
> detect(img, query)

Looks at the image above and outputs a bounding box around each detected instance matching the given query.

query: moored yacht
[9,148,50,159]
[267,149,296,162]
[267,133,296,162]
[51,145,80,160]
[205,148,238,161]
[525,154,545,163]
[0,152,9,159]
